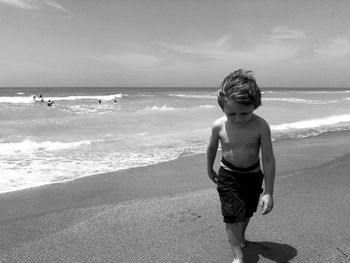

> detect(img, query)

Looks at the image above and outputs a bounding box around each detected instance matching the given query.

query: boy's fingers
[262,205,272,215]
[262,207,268,215]
[259,200,264,209]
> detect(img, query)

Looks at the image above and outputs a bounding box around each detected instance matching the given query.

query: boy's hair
[217,69,261,109]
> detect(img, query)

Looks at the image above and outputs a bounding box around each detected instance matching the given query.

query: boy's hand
[260,193,273,215]
[207,170,218,184]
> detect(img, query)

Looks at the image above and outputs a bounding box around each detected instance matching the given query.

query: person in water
[206,69,275,263]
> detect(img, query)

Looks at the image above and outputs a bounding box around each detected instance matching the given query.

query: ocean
[1,87,350,193]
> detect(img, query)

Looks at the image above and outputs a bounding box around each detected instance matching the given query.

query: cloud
[0,0,37,9]
[0,0,71,15]
[157,32,299,66]
[270,26,307,40]
[95,52,162,69]
[44,0,71,15]
[314,37,350,57]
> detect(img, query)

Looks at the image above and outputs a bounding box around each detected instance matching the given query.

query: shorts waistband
[221,158,260,173]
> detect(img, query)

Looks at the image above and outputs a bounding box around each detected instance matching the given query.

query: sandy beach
[1,133,350,263]
[2,0,350,262]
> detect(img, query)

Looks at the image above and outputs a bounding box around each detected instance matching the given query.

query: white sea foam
[199,105,215,109]
[264,97,337,104]
[266,90,350,94]
[139,94,155,97]
[168,93,216,99]
[0,94,123,104]
[62,104,117,114]
[293,90,350,94]
[0,139,91,155]
[271,114,350,131]
[143,104,215,111]
[0,141,208,193]
[48,93,123,101]
[144,105,185,111]
[0,96,35,104]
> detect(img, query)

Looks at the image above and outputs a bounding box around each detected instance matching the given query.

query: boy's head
[217,69,261,110]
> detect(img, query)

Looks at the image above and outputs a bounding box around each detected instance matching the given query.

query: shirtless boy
[207,69,275,263]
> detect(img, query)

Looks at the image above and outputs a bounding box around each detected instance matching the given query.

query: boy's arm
[206,123,220,183]
[260,120,276,215]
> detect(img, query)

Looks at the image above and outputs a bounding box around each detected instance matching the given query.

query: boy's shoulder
[211,116,226,133]
[213,116,227,126]
[252,114,269,126]
[252,114,271,134]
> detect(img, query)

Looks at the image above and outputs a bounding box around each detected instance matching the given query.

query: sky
[1,0,350,88]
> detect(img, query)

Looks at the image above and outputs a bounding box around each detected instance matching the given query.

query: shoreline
[2,129,350,196]
[1,130,350,221]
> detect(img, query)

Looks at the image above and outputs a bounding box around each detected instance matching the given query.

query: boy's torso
[218,114,261,168]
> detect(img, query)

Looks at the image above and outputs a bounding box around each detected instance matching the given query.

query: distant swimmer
[47,100,54,106]
[98,99,102,104]
[114,99,118,103]
[33,95,41,103]
[39,94,44,102]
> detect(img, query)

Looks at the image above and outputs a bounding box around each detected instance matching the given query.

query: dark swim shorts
[217,166,264,223]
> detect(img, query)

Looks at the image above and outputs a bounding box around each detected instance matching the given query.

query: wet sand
[1,132,350,262]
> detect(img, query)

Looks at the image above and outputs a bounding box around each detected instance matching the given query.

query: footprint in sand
[166,208,201,223]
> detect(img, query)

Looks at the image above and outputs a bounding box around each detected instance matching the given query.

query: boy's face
[223,100,255,127]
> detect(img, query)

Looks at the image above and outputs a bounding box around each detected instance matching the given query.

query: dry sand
[1,134,350,262]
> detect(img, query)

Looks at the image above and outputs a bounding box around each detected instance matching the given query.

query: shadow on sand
[243,241,297,263]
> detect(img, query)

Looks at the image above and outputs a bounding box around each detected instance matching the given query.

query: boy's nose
[235,116,243,122]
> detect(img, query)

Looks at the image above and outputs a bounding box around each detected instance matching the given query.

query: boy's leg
[239,218,250,248]
[225,223,244,263]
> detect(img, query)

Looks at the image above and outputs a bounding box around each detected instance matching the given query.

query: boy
[207,69,275,263]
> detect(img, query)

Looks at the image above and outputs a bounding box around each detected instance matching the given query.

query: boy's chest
[219,125,260,148]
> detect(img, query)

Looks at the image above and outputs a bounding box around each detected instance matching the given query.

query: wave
[142,104,215,112]
[143,105,185,111]
[0,140,208,193]
[1,139,91,155]
[199,105,215,109]
[293,90,350,94]
[264,97,337,104]
[168,93,216,99]
[271,114,350,131]
[62,104,117,115]
[266,90,350,94]
[0,94,123,104]
[0,96,36,104]
[272,127,350,141]
[139,94,155,97]
[271,114,350,140]
[48,94,123,102]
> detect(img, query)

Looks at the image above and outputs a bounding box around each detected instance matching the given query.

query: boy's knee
[225,223,242,240]
[226,221,246,231]
[226,222,240,230]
